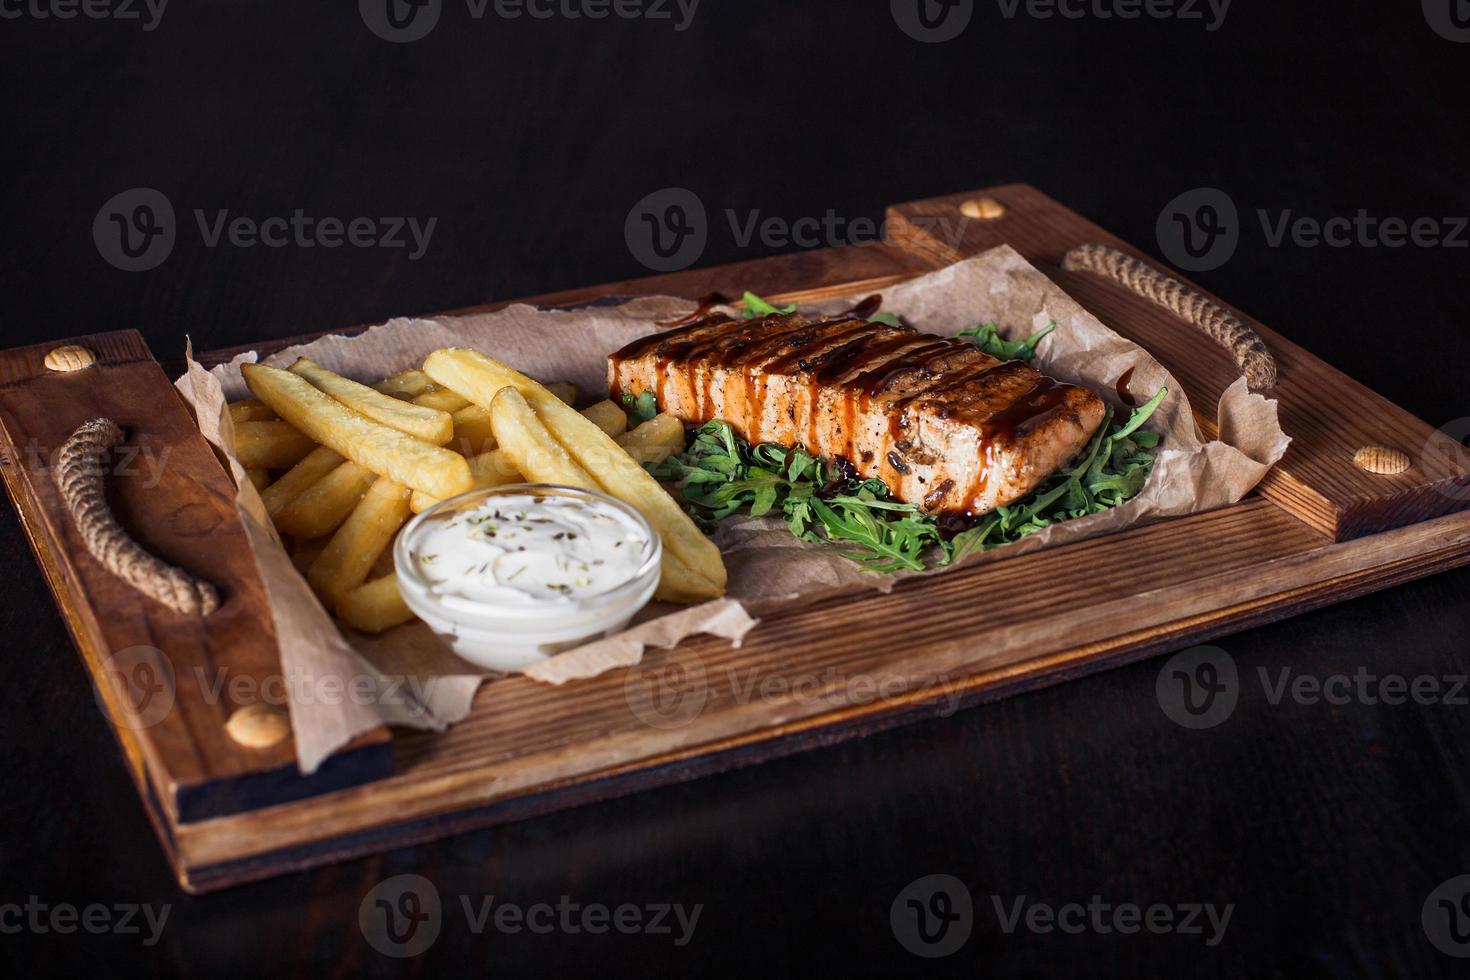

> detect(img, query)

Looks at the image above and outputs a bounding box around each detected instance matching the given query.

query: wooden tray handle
[54,418,221,616]
[1062,243,1278,391]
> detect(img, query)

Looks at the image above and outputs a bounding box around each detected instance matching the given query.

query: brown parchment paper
[177,245,1289,773]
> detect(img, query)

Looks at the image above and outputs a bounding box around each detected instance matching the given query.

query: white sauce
[409,492,651,605]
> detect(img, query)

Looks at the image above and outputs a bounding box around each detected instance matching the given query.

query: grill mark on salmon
[609,312,1107,515]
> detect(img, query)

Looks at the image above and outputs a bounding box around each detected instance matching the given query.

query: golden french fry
[449,404,497,455]
[289,356,453,445]
[274,461,377,538]
[445,397,629,460]
[308,477,411,608]
[372,369,438,400]
[260,446,345,518]
[337,574,416,634]
[412,388,472,413]
[580,399,628,439]
[490,388,602,489]
[617,413,685,465]
[423,349,725,600]
[234,420,316,469]
[230,399,278,423]
[545,381,578,405]
[409,449,522,514]
[245,468,271,490]
[242,363,471,499]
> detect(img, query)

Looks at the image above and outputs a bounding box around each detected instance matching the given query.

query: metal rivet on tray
[45,345,97,372]
[1353,445,1411,475]
[226,704,291,750]
[960,197,1006,220]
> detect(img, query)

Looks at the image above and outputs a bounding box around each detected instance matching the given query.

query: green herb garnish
[621,390,658,427]
[741,291,798,319]
[957,321,1056,361]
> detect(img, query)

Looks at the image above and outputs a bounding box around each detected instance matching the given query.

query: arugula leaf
[741,291,798,320]
[868,311,903,327]
[621,390,658,427]
[957,321,1056,361]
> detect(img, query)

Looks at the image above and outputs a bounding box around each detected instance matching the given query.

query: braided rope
[1062,243,1278,391]
[54,419,220,616]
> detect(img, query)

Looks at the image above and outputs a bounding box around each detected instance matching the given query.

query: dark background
[3,1,1469,976]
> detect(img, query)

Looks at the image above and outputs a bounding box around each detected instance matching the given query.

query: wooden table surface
[3,4,1469,977]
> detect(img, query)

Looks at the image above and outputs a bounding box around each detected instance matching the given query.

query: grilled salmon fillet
[607,312,1107,516]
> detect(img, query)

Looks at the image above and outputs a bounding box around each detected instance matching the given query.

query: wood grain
[885,185,1470,539]
[5,187,1469,894]
[0,331,393,822]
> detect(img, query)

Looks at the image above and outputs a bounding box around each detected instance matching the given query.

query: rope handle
[1062,243,1278,391]
[54,419,220,616]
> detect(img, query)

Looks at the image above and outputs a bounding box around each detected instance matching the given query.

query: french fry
[617,413,685,465]
[337,574,416,634]
[289,356,453,445]
[545,381,579,405]
[449,404,497,455]
[260,446,345,519]
[230,399,278,423]
[424,349,725,600]
[234,420,317,469]
[274,462,377,539]
[372,369,438,400]
[308,477,411,608]
[242,363,471,499]
[409,449,521,514]
[244,468,271,490]
[580,399,628,439]
[490,388,602,489]
[412,388,472,413]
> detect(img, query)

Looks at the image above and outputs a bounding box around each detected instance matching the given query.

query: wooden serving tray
[4,185,1468,893]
